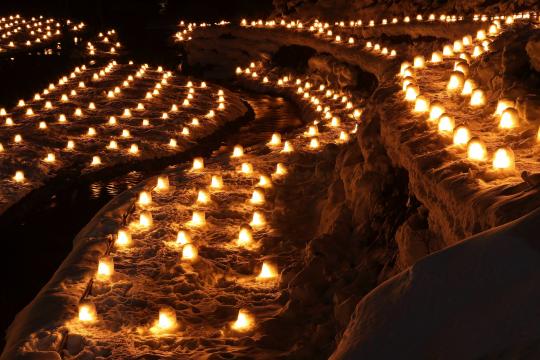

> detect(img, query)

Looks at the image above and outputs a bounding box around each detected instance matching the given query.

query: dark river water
[0,48,304,350]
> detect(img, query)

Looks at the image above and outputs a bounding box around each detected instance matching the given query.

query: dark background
[0,0,274,30]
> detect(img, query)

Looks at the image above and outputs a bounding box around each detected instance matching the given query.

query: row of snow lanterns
[79,62,359,336]
[0,16,66,50]
[174,20,229,41]
[240,11,534,31]
[307,21,397,58]
[87,29,121,55]
[400,20,525,172]
[4,62,226,183]
[235,62,357,145]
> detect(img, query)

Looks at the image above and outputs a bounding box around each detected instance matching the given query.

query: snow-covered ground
[4,9,540,360]
[2,62,361,359]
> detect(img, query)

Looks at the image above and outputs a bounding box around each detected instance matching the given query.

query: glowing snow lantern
[437,114,455,134]
[330,117,340,127]
[190,210,205,226]
[232,145,244,158]
[258,175,272,188]
[257,261,278,280]
[26,108,34,116]
[210,175,223,189]
[453,126,471,146]
[428,102,445,122]
[414,96,429,113]
[431,51,443,63]
[442,45,454,57]
[282,141,293,153]
[39,121,47,129]
[237,225,253,247]
[44,153,55,163]
[454,61,469,76]
[268,133,282,146]
[477,29,486,40]
[155,176,169,192]
[13,171,25,182]
[309,137,320,149]
[499,108,518,129]
[399,62,411,76]
[305,126,318,137]
[404,84,419,102]
[182,243,198,261]
[461,79,476,96]
[87,127,96,136]
[470,89,486,107]
[274,163,287,177]
[91,156,101,166]
[108,140,118,150]
[250,188,265,205]
[116,229,131,247]
[240,162,253,175]
[447,71,464,92]
[129,144,139,154]
[492,147,515,170]
[250,211,266,228]
[402,76,415,92]
[154,307,177,332]
[231,309,254,332]
[338,131,349,142]
[139,211,153,228]
[453,40,463,52]
[192,157,204,170]
[67,140,75,150]
[122,128,131,137]
[96,256,114,281]
[138,191,152,206]
[196,189,210,204]
[467,138,487,161]
[494,99,514,116]
[413,55,425,68]
[472,46,483,58]
[78,302,97,323]
[176,230,191,245]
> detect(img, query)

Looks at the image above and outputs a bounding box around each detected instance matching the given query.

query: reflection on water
[90,171,145,199]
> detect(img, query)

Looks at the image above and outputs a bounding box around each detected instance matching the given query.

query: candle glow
[182,243,198,261]
[78,302,97,323]
[96,256,114,281]
[492,147,515,170]
[499,108,518,129]
[257,261,278,280]
[190,210,205,227]
[116,229,131,247]
[231,309,254,332]
[467,138,487,161]
[453,126,471,146]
